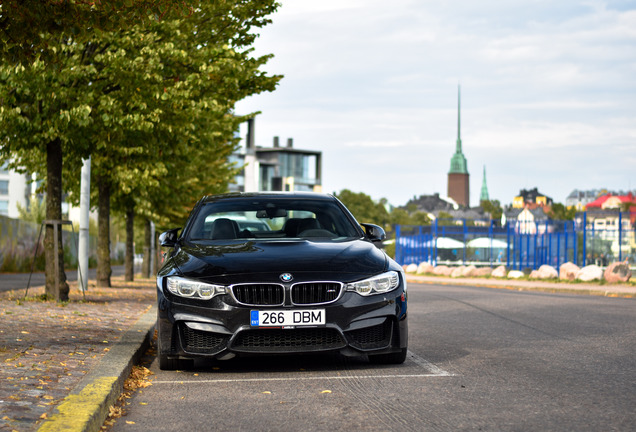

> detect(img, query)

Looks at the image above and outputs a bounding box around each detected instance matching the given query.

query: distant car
[156,192,408,370]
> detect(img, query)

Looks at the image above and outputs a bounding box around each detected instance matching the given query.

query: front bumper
[156,276,407,361]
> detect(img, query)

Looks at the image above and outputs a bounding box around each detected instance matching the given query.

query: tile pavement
[0,277,155,432]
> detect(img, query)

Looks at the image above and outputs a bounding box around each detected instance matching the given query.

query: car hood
[169,238,387,282]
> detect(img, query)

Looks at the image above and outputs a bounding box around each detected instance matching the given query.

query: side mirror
[159,228,180,247]
[361,223,386,245]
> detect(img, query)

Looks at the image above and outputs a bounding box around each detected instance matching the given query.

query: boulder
[417,262,435,275]
[533,265,558,280]
[507,270,524,279]
[473,267,493,277]
[604,261,632,283]
[559,262,580,281]
[576,265,603,282]
[433,265,453,276]
[451,266,465,278]
[461,265,477,277]
[491,265,507,278]
[405,263,418,274]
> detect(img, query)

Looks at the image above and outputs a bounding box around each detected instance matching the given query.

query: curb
[37,305,157,432]
[406,276,636,299]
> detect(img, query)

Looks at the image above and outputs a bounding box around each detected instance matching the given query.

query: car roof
[199,192,337,204]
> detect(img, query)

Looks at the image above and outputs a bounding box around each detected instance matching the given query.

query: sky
[235,0,636,208]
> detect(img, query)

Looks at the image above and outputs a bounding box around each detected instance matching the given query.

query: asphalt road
[111,283,636,431]
[0,265,129,292]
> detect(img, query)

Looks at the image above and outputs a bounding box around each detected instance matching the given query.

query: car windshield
[186,197,361,241]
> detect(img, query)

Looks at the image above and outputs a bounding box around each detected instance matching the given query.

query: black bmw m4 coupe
[156,192,408,370]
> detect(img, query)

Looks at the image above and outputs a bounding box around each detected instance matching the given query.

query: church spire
[447,85,470,207]
[449,85,468,174]
[456,84,461,152]
[480,165,490,203]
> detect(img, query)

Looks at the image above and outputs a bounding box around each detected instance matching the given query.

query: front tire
[157,325,192,370]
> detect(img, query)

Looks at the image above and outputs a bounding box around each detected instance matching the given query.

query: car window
[187,198,360,241]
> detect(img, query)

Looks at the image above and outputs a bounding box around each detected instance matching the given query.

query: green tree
[0,0,190,301]
[548,203,576,221]
[481,199,503,222]
[436,211,455,226]
[0,0,194,62]
[389,208,413,226]
[335,189,389,228]
[411,211,431,226]
[389,207,430,228]
[1,1,281,295]
[0,50,94,300]
[60,2,281,284]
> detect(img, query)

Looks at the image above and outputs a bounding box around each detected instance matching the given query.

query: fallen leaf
[320,390,332,394]
[262,391,272,394]
[40,413,48,419]
[126,421,135,424]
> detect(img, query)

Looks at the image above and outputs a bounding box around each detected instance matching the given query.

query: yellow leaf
[40,413,48,419]
[320,390,332,394]
[126,421,135,424]
[262,391,272,394]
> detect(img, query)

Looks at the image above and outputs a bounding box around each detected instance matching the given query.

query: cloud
[237,0,636,206]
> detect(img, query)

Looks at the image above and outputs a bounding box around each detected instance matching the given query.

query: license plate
[250,309,325,327]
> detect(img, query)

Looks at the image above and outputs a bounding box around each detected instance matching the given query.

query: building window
[0,200,8,215]
[0,180,8,195]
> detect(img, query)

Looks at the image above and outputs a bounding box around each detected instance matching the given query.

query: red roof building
[585,193,636,224]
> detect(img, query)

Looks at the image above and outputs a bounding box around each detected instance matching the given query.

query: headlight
[166,276,226,300]
[346,271,400,296]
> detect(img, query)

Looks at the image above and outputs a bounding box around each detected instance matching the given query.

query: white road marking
[152,351,454,384]
[152,373,451,384]
[407,350,455,376]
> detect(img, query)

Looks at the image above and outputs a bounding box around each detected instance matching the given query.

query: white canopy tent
[466,237,508,249]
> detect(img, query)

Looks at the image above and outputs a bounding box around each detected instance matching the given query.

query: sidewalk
[0,277,156,432]
[406,274,636,298]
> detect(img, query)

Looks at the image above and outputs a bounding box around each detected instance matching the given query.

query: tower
[447,86,470,207]
[480,165,489,203]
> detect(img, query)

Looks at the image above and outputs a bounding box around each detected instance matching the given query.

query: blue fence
[394,212,635,270]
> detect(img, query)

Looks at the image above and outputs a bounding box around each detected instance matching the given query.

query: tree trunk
[142,218,151,278]
[96,175,112,287]
[124,206,134,282]
[44,138,69,301]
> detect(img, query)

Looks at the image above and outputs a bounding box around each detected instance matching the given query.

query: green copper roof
[480,165,490,202]
[449,85,468,174]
